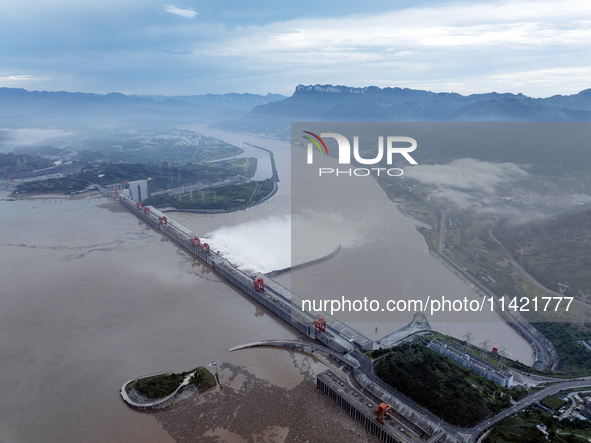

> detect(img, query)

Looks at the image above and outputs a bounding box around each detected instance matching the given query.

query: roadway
[466,379,591,441]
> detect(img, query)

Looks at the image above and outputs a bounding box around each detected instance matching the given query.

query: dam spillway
[108,190,466,443]
[111,191,373,353]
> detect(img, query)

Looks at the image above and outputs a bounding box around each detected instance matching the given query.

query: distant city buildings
[428,337,514,388]
[104,180,149,202]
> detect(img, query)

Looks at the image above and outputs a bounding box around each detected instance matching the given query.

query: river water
[0,194,326,442]
[178,126,534,363]
[0,127,532,441]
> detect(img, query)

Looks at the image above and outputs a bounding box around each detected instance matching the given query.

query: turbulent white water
[205,209,364,274]
[206,215,291,274]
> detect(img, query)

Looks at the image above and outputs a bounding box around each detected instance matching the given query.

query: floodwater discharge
[0,128,533,441]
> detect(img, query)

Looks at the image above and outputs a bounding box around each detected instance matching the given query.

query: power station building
[104,180,149,202]
[428,337,514,388]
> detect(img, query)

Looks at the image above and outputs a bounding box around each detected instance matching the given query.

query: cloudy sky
[1,0,590,96]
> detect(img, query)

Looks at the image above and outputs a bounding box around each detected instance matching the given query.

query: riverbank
[7,189,100,199]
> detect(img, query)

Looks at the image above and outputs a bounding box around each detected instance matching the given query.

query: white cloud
[164,4,197,19]
[0,74,48,85]
[404,159,529,195]
[2,128,75,148]
[183,0,591,96]
[199,1,591,56]
[1,0,590,95]
[404,159,534,220]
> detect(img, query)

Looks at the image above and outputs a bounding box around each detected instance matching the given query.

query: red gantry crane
[314,316,326,333]
[190,237,210,253]
[254,278,265,292]
[375,403,392,424]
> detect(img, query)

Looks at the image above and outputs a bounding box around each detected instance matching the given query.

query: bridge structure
[228,340,361,369]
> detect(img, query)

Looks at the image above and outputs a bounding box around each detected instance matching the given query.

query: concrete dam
[111,191,373,354]
[106,190,472,442]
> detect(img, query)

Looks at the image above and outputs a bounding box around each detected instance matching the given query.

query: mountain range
[214,84,591,138]
[0,87,285,127]
[2,84,591,136]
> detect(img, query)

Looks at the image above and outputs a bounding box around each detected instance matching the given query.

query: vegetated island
[13,157,255,196]
[144,177,276,212]
[121,366,216,410]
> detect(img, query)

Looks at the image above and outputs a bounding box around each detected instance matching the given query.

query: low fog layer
[404,158,591,222]
[405,158,529,193]
[0,128,75,152]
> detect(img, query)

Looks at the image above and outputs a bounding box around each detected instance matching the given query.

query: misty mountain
[450,97,591,122]
[139,92,285,110]
[214,84,591,138]
[0,88,286,127]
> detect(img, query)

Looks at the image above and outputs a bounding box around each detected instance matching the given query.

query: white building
[428,337,514,388]
[104,180,149,202]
